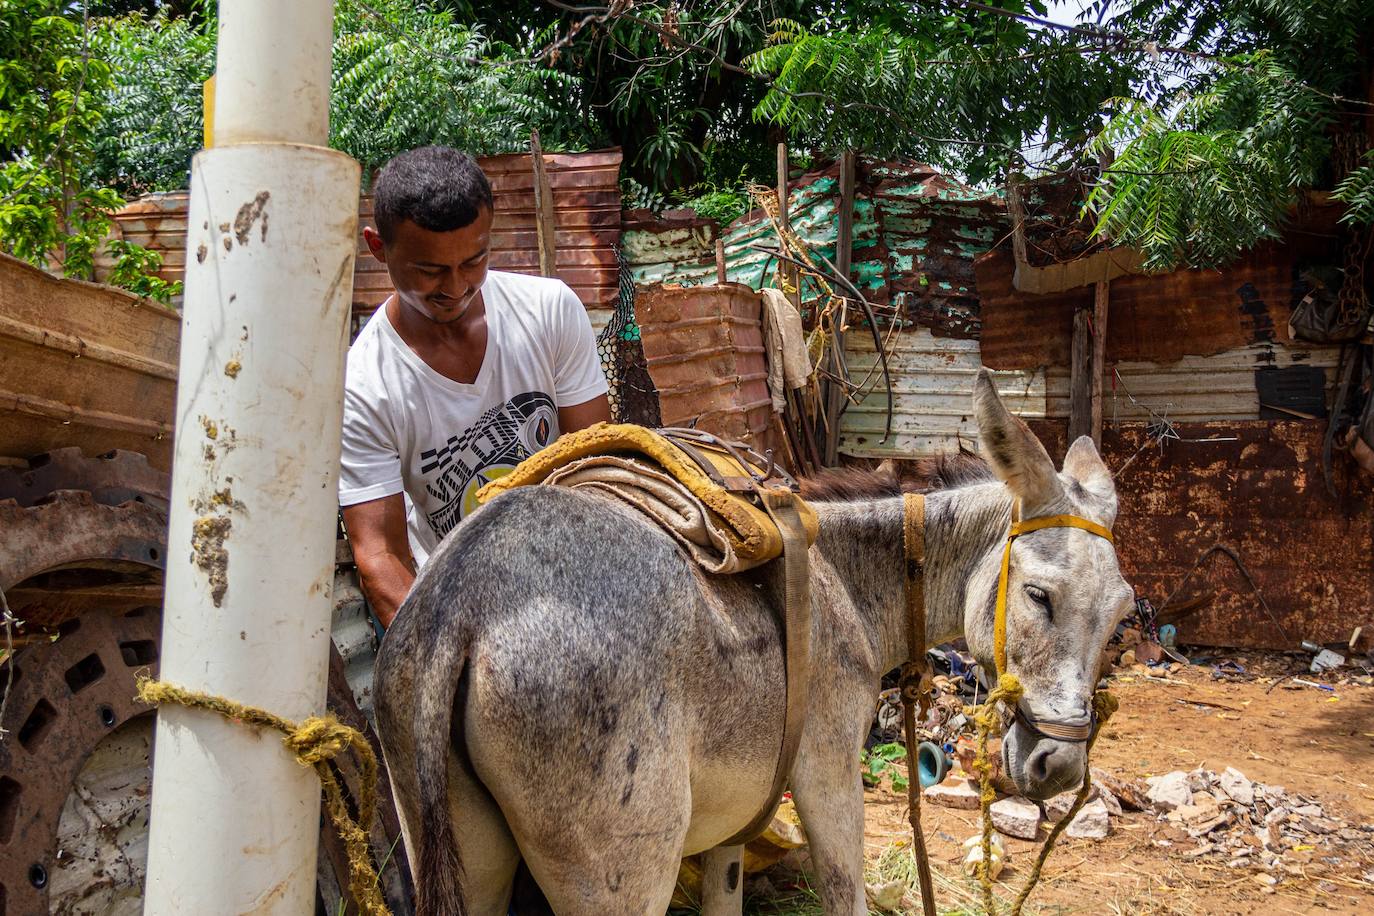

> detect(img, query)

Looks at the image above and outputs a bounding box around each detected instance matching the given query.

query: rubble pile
[923,762,1374,890]
[1146,766,1374,884]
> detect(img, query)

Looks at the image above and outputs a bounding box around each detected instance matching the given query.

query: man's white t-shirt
[339,270,608,563]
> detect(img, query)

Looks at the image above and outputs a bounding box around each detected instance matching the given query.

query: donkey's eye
[1024,585,1053,620]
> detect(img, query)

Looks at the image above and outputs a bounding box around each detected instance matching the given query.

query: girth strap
[721,486,812,846]
[899,493,938,916]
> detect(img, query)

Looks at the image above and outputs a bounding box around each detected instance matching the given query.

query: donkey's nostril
[1028,746,1053,783]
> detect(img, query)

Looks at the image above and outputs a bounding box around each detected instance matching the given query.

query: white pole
[143,2,360,914]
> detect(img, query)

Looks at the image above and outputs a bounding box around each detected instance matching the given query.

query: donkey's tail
[412,644,469,916]
[376,614,472,916]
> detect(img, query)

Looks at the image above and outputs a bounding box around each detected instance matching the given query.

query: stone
[1292,803,1324,818]
[1066,799,1110,839]
[1119,649,1137,667]
[1147,771,1193,811]
[1191,791,1221,812]
[1264,806,1289,827]
[1219,767,1254,806]
[990,797,1042,840]
[1182,843,1214,859]
[924,777,980,810]
[1092,768,1152,811]
[1098,785,1123,816]
[1042,791,1079,824]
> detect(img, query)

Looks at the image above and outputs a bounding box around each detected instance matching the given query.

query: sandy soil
[847,665,1374,915]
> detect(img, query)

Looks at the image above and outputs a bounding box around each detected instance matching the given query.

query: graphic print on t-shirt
[419,391,556,539]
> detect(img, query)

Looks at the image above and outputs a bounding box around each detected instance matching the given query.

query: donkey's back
[374,485,787,916]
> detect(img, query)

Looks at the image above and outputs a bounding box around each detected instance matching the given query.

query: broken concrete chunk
[1091,768,1151,811]
[1147,771,1193,811]
[1219,767,1255,806]
[1066,799,1110,839]
[923,777,980,810]
[990,797,1042,840]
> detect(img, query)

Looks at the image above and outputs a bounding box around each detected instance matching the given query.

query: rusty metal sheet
[635,283,774,451]
[1099,420,1373,649]
[0,253,179,469]
[977,241,1322,370]
[838,328,1052,458]
[110,150,624,329]
[626,159,1002,338]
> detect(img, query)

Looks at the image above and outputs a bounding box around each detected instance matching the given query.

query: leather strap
[721,486,812,845]
[899,492,937,916]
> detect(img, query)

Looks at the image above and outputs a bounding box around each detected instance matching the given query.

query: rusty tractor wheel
[0,450,411,916]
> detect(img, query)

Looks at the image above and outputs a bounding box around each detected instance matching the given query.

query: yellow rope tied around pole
[136,677,392,916]
[966,676,1119,916]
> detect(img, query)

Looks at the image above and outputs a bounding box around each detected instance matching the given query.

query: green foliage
[1085,52,1334,268]
[861,741,908,792]
[1333,153,1374,226]
[91,8,214,194]
[330,0,592,175]
[747,7,1133,184]
[0,1,177,300]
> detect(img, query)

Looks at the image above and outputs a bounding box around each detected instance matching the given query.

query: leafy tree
[745,0,1374,267]
[330,0,593,177]
[0,0,176,299]
[92,8,214,194]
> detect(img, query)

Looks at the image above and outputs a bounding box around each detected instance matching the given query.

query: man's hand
[342,493,416,629]
[558,394,612,435]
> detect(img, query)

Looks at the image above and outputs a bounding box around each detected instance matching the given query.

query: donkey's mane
[798,449,992,502]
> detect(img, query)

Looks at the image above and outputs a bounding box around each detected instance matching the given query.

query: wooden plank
[1091,279,1110,445]
[1069,307,1092,442]
[824,150,857,466]
[530,130,558,278]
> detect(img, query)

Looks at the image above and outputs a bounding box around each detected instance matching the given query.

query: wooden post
[1090,279,1110,445]
[776,142,798,308]
[715,237,727,285]
[1068,308,1092,442]
[530,129,557,277]
[823,150,856,466]
[701,845,744,916]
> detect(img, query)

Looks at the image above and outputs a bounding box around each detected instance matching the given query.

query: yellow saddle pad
[475,422,817,571]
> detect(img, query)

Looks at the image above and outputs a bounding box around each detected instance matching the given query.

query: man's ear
[362,226,387,263]
[972,368,1063,509]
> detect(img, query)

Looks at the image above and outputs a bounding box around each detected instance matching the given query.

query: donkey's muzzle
[1001,719,1088,800]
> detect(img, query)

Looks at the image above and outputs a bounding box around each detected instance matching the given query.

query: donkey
[373,370,1134,916]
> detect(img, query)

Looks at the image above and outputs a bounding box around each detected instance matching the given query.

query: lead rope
[905,496,1118,915]
[966,676,1119,915]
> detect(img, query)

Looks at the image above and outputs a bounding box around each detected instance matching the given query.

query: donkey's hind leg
[515,832,686,916]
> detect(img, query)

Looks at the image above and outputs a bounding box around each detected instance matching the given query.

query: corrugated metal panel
[108,149,623,324]
[625,159,1003,336]
[635,283,774,451]
[837,327,1049,457]
[1079,344,1342,424]
[354,148,623,322]
[977,240,1318,370]
[1102,420,1373,649]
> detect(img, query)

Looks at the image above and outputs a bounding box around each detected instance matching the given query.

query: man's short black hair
[372,146,493,243]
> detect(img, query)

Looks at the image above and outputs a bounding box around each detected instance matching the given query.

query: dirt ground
[749,659,1374,915]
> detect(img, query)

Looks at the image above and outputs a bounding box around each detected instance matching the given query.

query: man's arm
[342,493,416,629]
[558,393,612,435]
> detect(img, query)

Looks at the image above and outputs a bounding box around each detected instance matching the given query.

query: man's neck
[387,292,487,348]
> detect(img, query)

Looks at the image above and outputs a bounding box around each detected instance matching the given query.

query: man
[340,146,611,628]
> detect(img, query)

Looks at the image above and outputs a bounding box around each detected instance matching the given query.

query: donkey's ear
[973,369,1062,506]
[1062,435,1118,521]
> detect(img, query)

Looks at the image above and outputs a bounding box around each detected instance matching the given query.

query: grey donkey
[373,370,1134,915]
